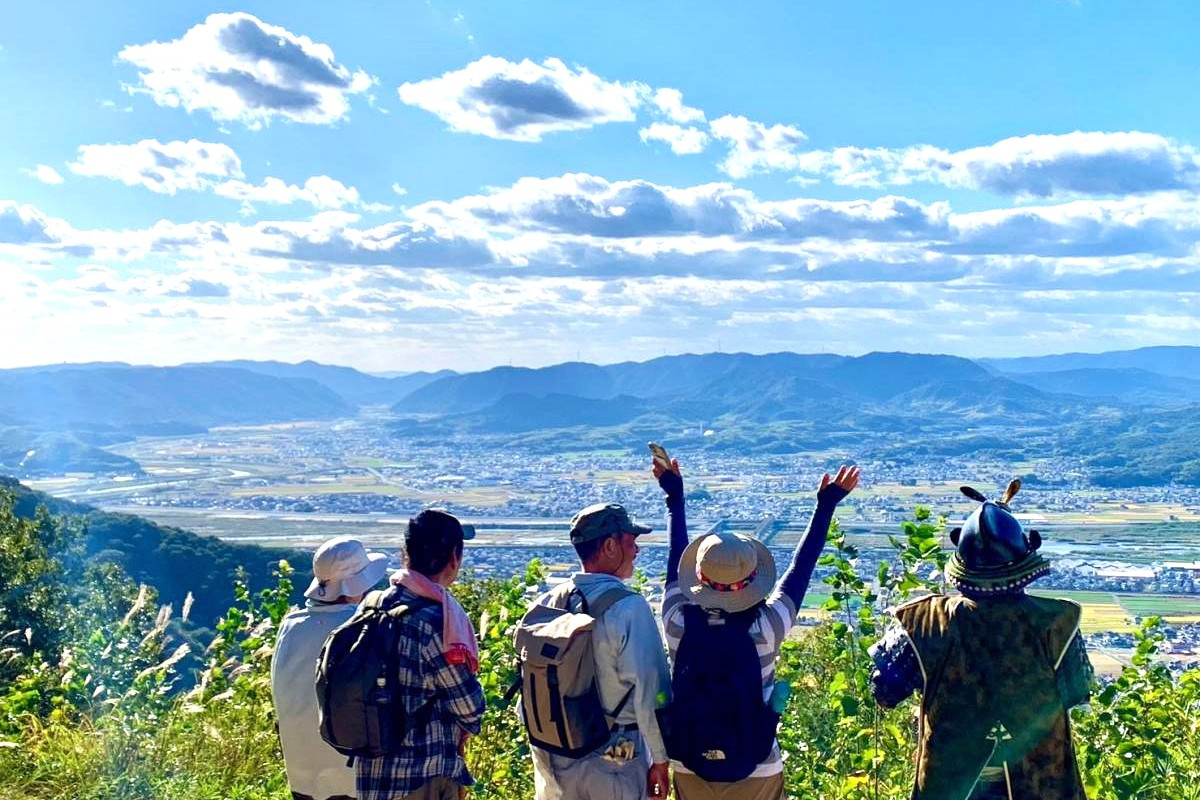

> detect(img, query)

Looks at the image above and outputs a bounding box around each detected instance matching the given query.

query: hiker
[354,509,485,800]
[519,502,672,800]
[868,481,1093,800]
[273,536,391,800]
[656,458,860,800]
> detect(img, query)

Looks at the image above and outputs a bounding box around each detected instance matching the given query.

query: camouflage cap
[569,502,652,544]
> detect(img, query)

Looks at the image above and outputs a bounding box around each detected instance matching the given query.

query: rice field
[1028,590,1200,632]
[1115,594,1200,621]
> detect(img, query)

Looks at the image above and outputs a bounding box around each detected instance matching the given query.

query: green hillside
[1,476,308,628]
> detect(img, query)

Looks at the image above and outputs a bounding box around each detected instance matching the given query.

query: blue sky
[2,1,1199,371]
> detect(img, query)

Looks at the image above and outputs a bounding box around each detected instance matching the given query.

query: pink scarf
[391,569,479,674]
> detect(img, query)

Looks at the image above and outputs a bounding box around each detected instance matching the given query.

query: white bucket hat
[304,536,391,601]
[678,531,776,613]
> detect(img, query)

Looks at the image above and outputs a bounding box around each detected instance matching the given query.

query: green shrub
[2,495,1200,800]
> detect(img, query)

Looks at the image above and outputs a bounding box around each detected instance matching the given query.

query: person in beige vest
[869,481,1093,800]
[272,536,390,800]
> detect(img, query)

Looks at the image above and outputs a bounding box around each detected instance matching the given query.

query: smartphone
[648,441,672,470]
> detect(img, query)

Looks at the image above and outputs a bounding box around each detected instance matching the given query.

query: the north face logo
[701,749,726,760]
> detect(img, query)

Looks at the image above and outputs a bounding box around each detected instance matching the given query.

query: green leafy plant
[1074,617,1200,800]
[3,494,1200,800]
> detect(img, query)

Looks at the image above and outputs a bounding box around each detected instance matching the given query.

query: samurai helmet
[946,480,1050,595]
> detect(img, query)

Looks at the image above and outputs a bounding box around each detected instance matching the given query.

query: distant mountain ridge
[0,427,141,475]
[4,345,1198,483]
[393,351,986,414]
[1002,367,1200,406]
[381,347,1200,484]
[0,365,356,474]
[983,346,1200,378]
[395,351,1018,422]
[194,360,455,405]
[0,365,351,431]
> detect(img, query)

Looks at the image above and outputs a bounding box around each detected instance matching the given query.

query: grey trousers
[533,729,649,800]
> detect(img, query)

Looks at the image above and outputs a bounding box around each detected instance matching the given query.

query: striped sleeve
[757,595,797,659]
[661,582,686,656]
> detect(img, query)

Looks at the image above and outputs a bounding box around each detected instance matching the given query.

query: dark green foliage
[3,478,309,628]
[1,499,1197,800]
[1073,620,1200,799]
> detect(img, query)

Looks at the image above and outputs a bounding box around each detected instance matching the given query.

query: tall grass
[2,499,1198,800]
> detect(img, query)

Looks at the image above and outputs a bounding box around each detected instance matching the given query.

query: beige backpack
[512,581,634,757]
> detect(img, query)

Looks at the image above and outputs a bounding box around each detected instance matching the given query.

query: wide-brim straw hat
[678,531,776,613]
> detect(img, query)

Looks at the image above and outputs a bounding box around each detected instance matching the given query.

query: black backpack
[658,603,779,782]
[314,587,436,758]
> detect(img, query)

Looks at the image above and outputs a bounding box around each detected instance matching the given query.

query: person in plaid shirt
[356,510,486,800]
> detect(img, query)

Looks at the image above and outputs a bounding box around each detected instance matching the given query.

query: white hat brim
[304,551,391,600]
[677,533,776,613]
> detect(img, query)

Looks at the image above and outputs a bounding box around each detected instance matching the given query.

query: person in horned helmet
[868,480,1093,800]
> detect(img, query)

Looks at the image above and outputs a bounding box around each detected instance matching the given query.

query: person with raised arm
[655,457,860,800]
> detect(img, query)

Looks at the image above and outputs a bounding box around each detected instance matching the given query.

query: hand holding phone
[648,441,672,471]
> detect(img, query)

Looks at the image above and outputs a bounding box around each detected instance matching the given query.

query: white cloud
[639,123,710,155]
[0,201,60,244]
[650,88,705,124]
[13,176,1200,277]
[391,183,408,197]
[68,139,378,211]
[213,175,361,209]
[118,12,373,128]
[709,115,809,178]
[5,196,1200,370]
[944,193,1200,257]
[161,277,231,298]
[946,131,1200,196]
[397,56,646,141]
[409,173,949,243]
[773,131,1200,198]
[69,139,242,194]
[8,171,1200,370]
[21,165,65,185]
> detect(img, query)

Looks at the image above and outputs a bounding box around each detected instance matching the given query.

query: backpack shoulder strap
[585,585,637,619]
[727,603,762,632]
[352,586,397,617]
[680,602,707,628]
[544,580,578,610]
[374,584,440,616]
[586,585,638,720]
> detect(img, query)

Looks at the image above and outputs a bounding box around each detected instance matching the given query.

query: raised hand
[653,457,684,501]
[817,464,860,505]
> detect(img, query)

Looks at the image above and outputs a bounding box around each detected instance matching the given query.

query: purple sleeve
[658,470,688,584]
[775,484,848,607]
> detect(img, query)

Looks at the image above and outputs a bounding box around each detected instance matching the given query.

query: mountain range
[2,346,1197,484]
